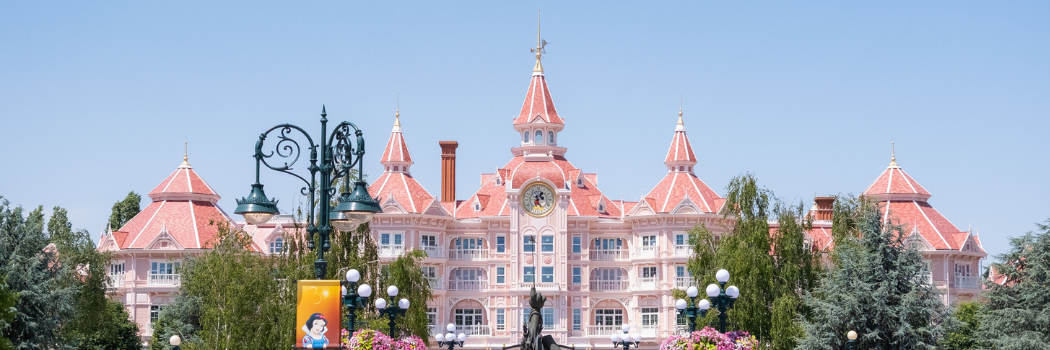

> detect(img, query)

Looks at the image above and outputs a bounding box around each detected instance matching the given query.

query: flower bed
[342,329,428,350]
[659,327,757,350]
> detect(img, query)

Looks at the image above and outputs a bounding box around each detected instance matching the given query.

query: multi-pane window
[456,237,482,250]
[151,262,178,275]
[572,267,581,285]
[110,263,124,275]
[422,266,438,280]
[523,267,536,283]
[572,308,581,330]
[150,305,163,323]
[641,266,658,278]
[496,267,506,284]
[427,308,438,329]
[595,268,624,280]
[496,309,506,330]
[675,234,686,246]
[496,236,506,253]
[642,235,658,247]
[381,233,403,245]
[642,308,659,326]
[549,131,554,145]
[541,267,554,283]
[454,268,483,281]
[955,263,972,276]
[421,235,437,247]
[676,266,690,278]
[269,238,284,254]
[455,309,483,326]
[542,308,555,328]
[541,236,554,252]
[523,235,536,252]
[595,309,623,326]
[594,238,623,250]
[572,236,581,253]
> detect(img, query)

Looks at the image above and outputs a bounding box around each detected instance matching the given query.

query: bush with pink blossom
[341,329,428,350]
[658,327,756,350]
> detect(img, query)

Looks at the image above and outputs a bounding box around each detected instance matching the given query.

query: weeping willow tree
[685,174,821,350]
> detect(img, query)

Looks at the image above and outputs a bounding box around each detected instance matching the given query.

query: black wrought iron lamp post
[234,106,382,280]
[705,269,740,333]
[675,286,711,333]
[435,323,467,350]
[610,324,641,350]
[375,285,409,336]
[846,330,857,350]
[169,335,181,350]
[341,269,373,333]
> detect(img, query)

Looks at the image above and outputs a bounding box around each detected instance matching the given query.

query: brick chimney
[813,196,835,221]
[439,141,459,202]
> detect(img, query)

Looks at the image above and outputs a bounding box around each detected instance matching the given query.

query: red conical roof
[513,72,564,125]
[664,112,697,165]
[643,114,723,214]
[368,114,435,214]
[380,111,413,165]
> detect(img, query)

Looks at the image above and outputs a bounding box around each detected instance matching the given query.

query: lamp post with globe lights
[341,269,373,333]
[846,330,857,350]
[169,335,181,350]
[435,323,467,350]
[375,285,410,336]
[234,106,382,280]
[674,286,711,333]
[610,324,641,350]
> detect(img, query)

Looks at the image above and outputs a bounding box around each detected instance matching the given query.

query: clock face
[521,182,556,217]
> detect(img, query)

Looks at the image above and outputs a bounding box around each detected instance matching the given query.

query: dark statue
[516,287,572,350]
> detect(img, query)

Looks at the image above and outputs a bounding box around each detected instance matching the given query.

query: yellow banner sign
[297,280,342,349]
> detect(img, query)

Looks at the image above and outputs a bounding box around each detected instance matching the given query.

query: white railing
[641,325,658,337]
[955,275,980,289]
[449,249,489,260]
[675,277,692,289]
[448,280,488,291]
[590,249,628,261]
[106,273,125,288]
[427,277,445,290]
[423,246,443,258]
[675,325,689,334]
[590,280,629,291]
[430,325,441,336]
[637,246,657,257]
[456,325,491,336]
[588,325,622,336]
[519,282,559,290]
[674,245,693,256]
[379,244,405,257]
[148,273,180,286]
[637,277,657,289]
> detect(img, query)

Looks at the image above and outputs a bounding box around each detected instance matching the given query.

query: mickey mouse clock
[521,182,556,217]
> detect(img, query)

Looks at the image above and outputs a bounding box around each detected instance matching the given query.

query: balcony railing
[106,273,125,288]
[427,277,445,290]
[674,245,693,256]
[590,280,629,291]
[637,246,656,257]
[637,277,657,289]
[675,277,692,289]
[423,246,443,258]
[448,280,488,291]
[148,273,180,286]
[675,325,688,334]
[449,249,488,260]
[456,325,492,336]
[519,282,558,290]
[588,325,622,336]
[379,244,405,257]
[640,325,658,337]
[590,249,628,261]
[955,275,980,289]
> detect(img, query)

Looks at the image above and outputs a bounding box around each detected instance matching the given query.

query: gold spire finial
[675,94,685,131]
[889,141,898,167]
[181,141,191,167]
[530,9,547,73]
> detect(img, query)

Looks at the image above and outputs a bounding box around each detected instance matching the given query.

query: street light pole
[675,286,710,333]
[234,106,381,280]
[846,330,857,350]
[610,324,641,350]
[376,285,409,336]
[341,269,373,333]
[706,269,740,333]
[435,323,467,350]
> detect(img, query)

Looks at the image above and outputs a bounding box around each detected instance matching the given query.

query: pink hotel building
[97,45,987,346]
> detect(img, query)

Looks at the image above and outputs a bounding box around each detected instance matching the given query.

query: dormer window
[474,202,481,211]
[394,166,399,171]
[597,203,606,213]
[495,178,501,185]
[535,130,544,144]
[270,238,284,254]
[679,166,684,171]
[577,178,583,187]
[524,132,530,143]
[548,131,555,145]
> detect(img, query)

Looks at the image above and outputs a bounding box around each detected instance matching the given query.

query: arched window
[535,130,544,144]
[394,166,399,171]
[495,178,501,185]
[679,166,684,171]
[474,203,481,211]
[548,131,555,145]
[524,131,530,143]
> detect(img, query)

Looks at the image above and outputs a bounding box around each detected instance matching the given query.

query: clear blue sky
[2,1,1047,264]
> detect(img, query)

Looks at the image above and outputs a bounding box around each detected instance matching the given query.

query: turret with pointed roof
[368,110,437,214]
[638,110,724,214]
[511,12,566,158]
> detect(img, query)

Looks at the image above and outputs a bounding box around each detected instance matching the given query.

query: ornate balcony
[448,280,488,291]
[147,273,180,286]
[590,280,629,291]
[675,277,691,289]
[954,275,979,289]
[588,325,621,336]
[427,277,445,290]
[106,273,125,288]
[449,249,488,261]
[674,244,693,256]
[590,249,629,261]
[423,245,443,258]
[637,277,657,289]
[378,244,405,257]
[519,282,558,290]
[637,246,657,257]
[456,325,491,336]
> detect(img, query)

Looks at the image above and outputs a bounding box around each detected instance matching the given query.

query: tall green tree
[108,192,141,230]
[0,274,17,350]
[795,196,945,350]
[975,220,1050,350]
[685,174,821,350]
[377,249,433,339]
[0,197,79,350]
[47,206,140,350]
[149,281,202,350]
[942,301,981,350]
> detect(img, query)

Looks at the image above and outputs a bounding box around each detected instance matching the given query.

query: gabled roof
[106,159,235,250]
[513,72,564,126]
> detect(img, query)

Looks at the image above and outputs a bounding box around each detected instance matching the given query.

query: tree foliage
[941,301,981,350]
[0,197,79,350]
[0,274,17,350]
[975,220,1050,350]
[796,195,945,350]
[686,174,821,350]
[108,192,141,230]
